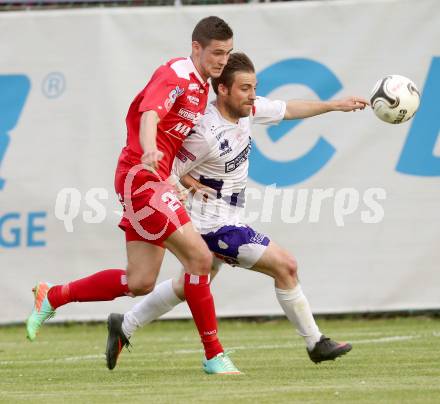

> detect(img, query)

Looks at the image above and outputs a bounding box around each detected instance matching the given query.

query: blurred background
[1,0,439,324]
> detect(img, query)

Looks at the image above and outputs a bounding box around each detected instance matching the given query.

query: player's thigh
[202,225,270,269]
[116,169,191,247]
[126,240,165,295]
[252,241,298,280]
[164,222,212,275]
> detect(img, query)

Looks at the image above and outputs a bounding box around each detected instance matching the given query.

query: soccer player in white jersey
[106,53,369,369]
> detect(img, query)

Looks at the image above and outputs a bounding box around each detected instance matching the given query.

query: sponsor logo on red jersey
[177,108,202,124]
[164,86,185,111]
[164,122,192,140]
[176,146,196,163]
[188,83,200,92]
[187,95,200,106]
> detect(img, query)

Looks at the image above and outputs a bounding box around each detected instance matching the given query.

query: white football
[370,75,420,124]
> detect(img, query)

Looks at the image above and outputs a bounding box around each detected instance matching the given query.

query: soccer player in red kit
[26,16,239,374]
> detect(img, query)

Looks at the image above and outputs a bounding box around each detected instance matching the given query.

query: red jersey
[118,57,209,180]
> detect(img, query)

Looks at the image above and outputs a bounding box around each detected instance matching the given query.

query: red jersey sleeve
[139,65,185,120]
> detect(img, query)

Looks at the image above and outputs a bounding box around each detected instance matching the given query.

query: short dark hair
[211,52,255,95]
[192,16,233,48]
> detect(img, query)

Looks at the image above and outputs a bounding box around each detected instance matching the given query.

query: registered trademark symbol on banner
[42,72,65,99]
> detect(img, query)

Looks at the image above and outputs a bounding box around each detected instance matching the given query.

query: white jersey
[172,96,286,233]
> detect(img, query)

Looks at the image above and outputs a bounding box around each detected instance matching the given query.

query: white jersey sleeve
[251,96,286,125]
[172,126,215,178]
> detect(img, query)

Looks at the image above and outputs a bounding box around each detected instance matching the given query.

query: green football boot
[26,282,55,341]
[203,352,241,375]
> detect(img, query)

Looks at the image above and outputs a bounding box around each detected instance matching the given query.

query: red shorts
[115,162,190,246]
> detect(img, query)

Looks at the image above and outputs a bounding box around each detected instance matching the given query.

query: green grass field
[1,317,439,403]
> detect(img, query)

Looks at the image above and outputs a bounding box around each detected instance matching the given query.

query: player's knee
[197,250,213,274]
[187,248,212,275]
[128,278,155,296]
[277,255,298,283]
[285,256,298,280]
[126,264,156,296]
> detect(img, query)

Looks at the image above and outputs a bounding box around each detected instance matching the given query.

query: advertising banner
[1,0,439,323]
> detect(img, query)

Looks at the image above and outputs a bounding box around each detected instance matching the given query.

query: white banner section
[1,0,439,323]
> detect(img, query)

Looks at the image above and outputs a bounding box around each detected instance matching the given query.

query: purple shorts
[201,224,270,269]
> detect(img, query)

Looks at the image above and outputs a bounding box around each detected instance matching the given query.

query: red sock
[184,273,223,360]
[47,269,129,309]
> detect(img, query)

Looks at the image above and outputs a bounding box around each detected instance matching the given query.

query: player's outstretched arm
[139,110,164,170]
[283,97,369,120]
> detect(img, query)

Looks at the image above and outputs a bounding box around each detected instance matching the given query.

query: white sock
[275,285,322,350]
[122,279,183,338]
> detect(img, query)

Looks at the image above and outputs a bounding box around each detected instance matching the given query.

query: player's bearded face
[194,39,233,80]
[225,72,257,119]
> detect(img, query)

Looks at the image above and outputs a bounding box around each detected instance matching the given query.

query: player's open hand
[334,96,370,112]
[141,149,164,172]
